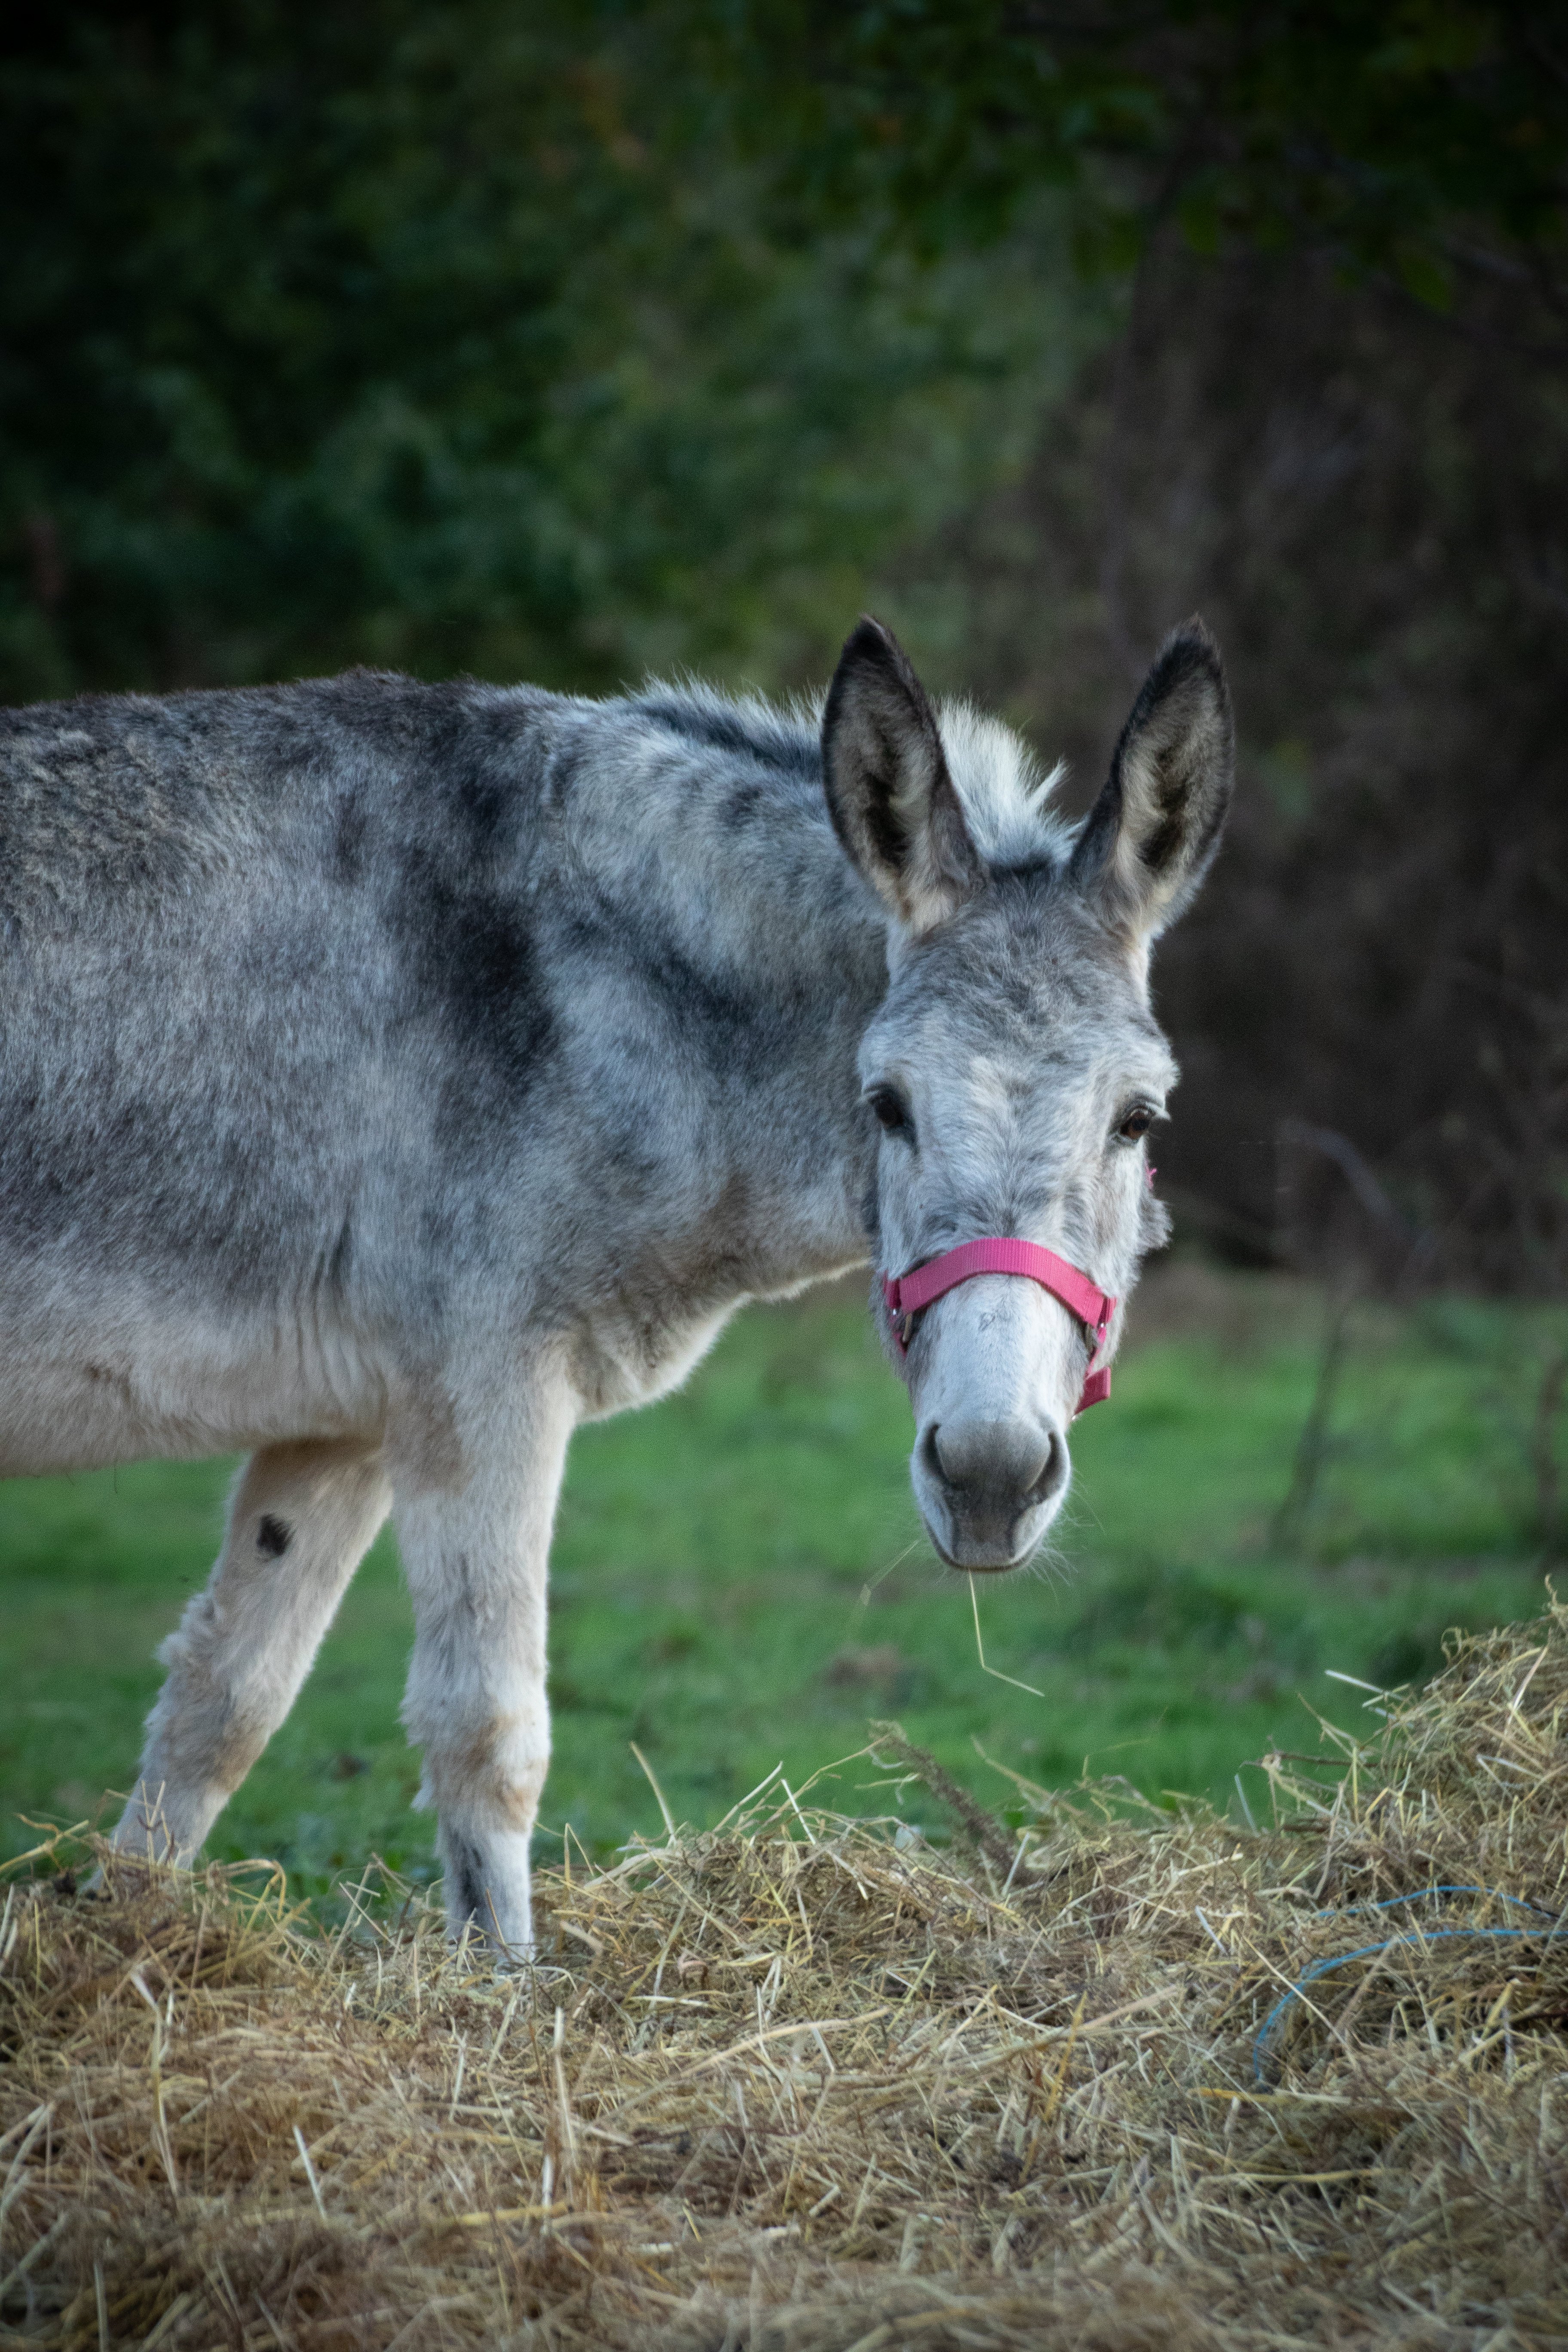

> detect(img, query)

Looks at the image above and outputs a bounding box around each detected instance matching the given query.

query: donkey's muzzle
[916,1412,1068,1570]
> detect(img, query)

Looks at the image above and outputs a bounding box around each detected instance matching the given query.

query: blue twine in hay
[1251,1886,1563,2085]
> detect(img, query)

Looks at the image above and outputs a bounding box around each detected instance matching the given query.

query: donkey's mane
[625,682,822,781]
[933,701,1072,873]
[630,679,1071,874]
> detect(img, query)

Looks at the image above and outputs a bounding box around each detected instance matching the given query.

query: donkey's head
[823,617,1233,1571]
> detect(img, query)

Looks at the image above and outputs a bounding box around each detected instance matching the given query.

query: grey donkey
[0,616,1232,1948]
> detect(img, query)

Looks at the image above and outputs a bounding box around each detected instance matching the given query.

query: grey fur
[0,619,1232,1948]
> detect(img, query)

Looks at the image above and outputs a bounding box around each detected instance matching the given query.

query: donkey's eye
[866,1085,913,1139]
[1116,1104,1157,1144]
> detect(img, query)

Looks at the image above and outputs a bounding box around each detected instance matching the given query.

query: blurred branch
[1269,1122,1431,1550]
[1276,1120,1436,1292]
[1270,1281,1355,1555]
[1277,1120,1410,1243]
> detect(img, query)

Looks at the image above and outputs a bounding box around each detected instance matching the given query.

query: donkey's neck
[546,693,891,1310]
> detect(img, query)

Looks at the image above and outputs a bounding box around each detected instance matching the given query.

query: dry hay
[5,1607,1568,2352]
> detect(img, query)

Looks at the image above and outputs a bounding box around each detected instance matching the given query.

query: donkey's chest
[564,1225,869,1424]
[566,1298,740,1422]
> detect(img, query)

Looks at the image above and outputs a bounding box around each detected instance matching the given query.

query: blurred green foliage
[8,4,1562,709]
[714,2,1568,292]
[1,2,1097,701]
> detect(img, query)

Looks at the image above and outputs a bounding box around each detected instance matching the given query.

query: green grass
[2,1264,1561,1900]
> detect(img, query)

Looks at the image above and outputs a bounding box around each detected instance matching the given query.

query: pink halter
[882,1237,1116,1418]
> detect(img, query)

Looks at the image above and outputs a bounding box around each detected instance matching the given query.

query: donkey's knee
[417,1717,549,1835]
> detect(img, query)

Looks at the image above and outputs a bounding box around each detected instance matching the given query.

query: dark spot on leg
[256,1514,291,1558]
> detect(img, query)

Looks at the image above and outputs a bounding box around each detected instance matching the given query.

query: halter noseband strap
[882,1237,1116,1418]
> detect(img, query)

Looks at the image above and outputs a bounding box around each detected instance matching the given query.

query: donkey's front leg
[394,1373,574,1954]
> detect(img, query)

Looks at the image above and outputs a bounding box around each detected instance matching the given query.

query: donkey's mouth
[931,1540,1020,1577]
[923,1519,1047,1575]
[916,1489,1062,1574]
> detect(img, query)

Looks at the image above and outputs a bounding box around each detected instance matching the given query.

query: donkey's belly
[0,1302,383,1475]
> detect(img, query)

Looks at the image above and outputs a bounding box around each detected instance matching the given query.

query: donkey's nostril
[1026,1430,1067,1508]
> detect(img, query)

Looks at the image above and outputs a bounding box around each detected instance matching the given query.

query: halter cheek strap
[882,1237,1117,1418]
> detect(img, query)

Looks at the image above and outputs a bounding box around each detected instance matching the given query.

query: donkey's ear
[1069,619,1234,946]
[822,617,983,933]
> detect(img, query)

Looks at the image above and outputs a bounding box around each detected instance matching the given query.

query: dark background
[5,1,1565,1290]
